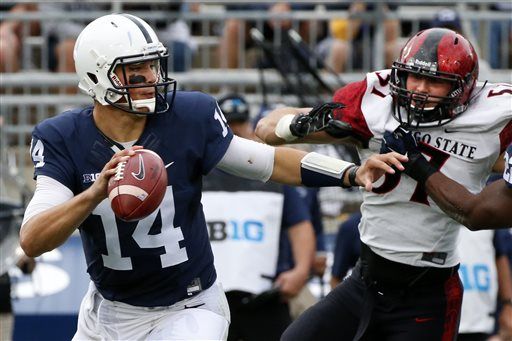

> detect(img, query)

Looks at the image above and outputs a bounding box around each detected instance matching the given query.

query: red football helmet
[390,28,479,128]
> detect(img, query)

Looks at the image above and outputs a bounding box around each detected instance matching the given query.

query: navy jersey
[300,188,325,252]
[276,187,322,275]
[331,212,362,280]
[275,186,312,275]
[29,91,233,307]
[493,229,512,257]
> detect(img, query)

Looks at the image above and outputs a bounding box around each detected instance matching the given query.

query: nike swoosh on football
[165,161,175,168]
[131,154,145,180]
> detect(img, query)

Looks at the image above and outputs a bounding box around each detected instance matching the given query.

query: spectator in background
[203,93,316,340]
[488,3,511,69]
[430,8,463,32]
[0,254,35,341]
[218,3,321,69]
[427,8,493,79]
[38,2,108,73]
[0,3,39,72]
[317,1,400,72]
[330,211,361,289]
[279,186,326,319]
[41,2,195,74]
[1,3,195,74]
[121,2,198,72]
[0,162,36,341]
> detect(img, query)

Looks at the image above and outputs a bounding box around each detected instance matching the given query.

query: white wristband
[275,114,298,142]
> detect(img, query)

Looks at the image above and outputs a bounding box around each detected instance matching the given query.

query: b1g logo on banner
[458,264,491,292]
[207,220,265,243]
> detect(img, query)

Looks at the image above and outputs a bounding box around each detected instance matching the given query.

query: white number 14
[92,186,189,271]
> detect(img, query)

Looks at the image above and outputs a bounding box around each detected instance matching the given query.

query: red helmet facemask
[390,28,479,128]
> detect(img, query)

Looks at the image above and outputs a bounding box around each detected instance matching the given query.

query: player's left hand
[355,152,408,191]
[290,102,351,138]
[380,125,437,184]
[274,268,309,300]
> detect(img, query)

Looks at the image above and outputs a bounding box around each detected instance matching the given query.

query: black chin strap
[467,80,488,106]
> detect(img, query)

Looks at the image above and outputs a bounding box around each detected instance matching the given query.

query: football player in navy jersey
[18,14,406,341]
[256,28,511,340]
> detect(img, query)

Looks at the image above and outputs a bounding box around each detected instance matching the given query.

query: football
[107,149,167,222]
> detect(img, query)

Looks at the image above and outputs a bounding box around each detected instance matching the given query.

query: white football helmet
[73,13,176,115]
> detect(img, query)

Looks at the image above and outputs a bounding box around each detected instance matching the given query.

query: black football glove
[380,125,437,184]
[289,102,352,138]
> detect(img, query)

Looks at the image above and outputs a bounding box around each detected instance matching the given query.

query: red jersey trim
[332,79,374,143]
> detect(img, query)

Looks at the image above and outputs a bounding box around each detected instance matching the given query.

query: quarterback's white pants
[73,280,230,341]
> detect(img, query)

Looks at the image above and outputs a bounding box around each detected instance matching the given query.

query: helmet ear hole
[87,73,98,84]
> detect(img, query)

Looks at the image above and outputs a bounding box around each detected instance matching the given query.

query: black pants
[282,245,463,341]
[227,290,292,341]
[458,334,490,341]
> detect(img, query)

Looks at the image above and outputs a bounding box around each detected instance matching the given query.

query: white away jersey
[332,70,512,267]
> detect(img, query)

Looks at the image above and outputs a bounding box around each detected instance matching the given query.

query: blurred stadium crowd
[0,1,511,341]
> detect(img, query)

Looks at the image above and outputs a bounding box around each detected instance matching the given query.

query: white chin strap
[132,98,156,113]
[119,97,156,113]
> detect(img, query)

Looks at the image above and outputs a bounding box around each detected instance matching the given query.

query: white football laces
[113,161,127,181]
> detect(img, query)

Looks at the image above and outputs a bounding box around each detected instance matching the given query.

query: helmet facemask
[390,63,464,128]
[106,50,176,116]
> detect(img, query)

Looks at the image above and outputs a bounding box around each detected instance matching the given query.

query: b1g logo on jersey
[207,220,264,243]
[83,173,101,184]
